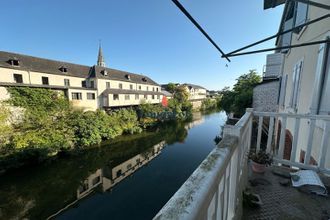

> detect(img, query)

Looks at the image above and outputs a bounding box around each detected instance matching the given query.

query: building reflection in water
[47,141,165,219]
[184,112,204,130]
[77,141,166,199]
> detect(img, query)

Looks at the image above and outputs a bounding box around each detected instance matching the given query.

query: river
[0,111,226,220]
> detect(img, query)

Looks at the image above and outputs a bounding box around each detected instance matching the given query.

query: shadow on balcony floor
[242,165,330,220]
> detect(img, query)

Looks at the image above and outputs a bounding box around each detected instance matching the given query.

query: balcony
[153,109,330,220]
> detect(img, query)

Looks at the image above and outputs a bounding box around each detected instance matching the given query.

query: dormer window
[59,66,68,73]
[125,74,131,80]
[8,58,20,66]
[102,69,108,76]
[142,77,147,82]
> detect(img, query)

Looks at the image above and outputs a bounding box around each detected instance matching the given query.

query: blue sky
[0,0,283,90]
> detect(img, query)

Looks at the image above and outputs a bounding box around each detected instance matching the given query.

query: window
[42,76,49,85]
[13,74,23,83]
[87,93,96,100]
[146,86,149,91]
[318,43,330,115]
[92,176,101,186]
[135,94,139,100]
[152,87,155,91]
[152,95,155,99]
[9,59,19,66]
[113,94,119,100]
[90,81,94,88]
[72,92,82,100]
[289,60,303,110]
[157,95,160,99]
[119,83,123,89]
[125,94,130,100]
[130,84,133,90]
[139,85,141,90]
[116,170,122,178]
[126,74,131,80]
[144,94,147,99]
[59,66,68,73]
[156,87,159,92]
[82,80,87,88]
[64,79,70,86]
[294,2,308,29]
[106,82,110,89]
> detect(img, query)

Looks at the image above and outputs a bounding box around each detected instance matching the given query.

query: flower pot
[251,160,266,173]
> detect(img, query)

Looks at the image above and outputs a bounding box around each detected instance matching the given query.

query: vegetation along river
[0,111,227,220]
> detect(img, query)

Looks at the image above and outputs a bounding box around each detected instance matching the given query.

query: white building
[0,46,164,111]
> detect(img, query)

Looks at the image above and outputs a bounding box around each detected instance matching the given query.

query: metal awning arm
[224,14,329,57]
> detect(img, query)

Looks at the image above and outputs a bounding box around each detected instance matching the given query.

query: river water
[0,111,226,220]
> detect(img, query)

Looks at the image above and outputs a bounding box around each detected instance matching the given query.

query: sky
[0,0,283,90]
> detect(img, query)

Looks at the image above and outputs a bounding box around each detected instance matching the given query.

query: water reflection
[48,141,166,219]
[0,111,225,220]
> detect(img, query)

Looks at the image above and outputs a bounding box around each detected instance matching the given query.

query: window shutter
[319,45,330,115]
[281,18,293,52]
[279,74,288,107]
[293,60,303,110]
[295,2,308,27]
[289,66,297,107]
[310,44,326,114]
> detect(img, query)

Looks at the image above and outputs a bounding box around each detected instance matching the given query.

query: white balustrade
[154,109,330,220]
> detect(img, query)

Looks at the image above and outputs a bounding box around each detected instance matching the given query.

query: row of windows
[113,94,161,101]
[11,74,159,92]
[106,81,159,91]
[72,92,96,100]
[13,73,49,85]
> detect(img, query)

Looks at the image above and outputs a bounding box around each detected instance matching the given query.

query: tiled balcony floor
[243,165,330,220]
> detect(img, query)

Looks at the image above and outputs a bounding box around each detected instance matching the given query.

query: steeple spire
[97,41,106,67]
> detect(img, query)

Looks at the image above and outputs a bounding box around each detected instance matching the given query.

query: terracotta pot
[251,160,266,173]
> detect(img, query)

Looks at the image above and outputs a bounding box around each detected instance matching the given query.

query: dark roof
[183,83,206,90]
[93,65,159,86]
[0,51,92,78]
[103,89,163,96]
[0,51,159,86]
[263,0,285,10]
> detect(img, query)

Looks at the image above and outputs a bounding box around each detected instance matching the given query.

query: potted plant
[249,150,272,173]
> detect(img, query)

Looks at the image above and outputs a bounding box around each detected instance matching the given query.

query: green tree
[219,70,261,117]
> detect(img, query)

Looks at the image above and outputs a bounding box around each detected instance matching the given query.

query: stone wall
[253,80,280,112]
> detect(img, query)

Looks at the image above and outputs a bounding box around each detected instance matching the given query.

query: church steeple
[97,42,106,67]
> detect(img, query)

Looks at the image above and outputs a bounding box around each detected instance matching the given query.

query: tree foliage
[219,70,261,117]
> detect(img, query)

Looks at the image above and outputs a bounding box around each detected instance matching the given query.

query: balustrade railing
[153,109,253,220]
[154,109,330,220]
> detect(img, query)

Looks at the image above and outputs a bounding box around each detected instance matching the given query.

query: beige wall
[106,93,163,107]
[185,87,207,100]
[0,66,162,109]
[68,88,98,111]
[278,0,330,168]
[0,67,86,87]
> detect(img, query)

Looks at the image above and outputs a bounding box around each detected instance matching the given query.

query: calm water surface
[0,111,226,220]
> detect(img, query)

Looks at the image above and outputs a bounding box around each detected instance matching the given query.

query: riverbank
[0,87,194,172]
[0,111,226,220]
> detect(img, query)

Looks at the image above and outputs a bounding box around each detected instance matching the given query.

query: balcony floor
[243,165,330,220]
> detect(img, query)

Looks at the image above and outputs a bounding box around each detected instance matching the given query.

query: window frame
[42,76,49,85]
[72,92,82,100]
[87,93,96,100]
[13,73,23,83]
[64,78,70,87]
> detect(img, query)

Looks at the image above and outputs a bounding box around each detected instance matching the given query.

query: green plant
[249,150,273,165]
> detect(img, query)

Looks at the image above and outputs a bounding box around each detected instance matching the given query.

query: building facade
[262,0,330,167]
[0,47,163,111]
